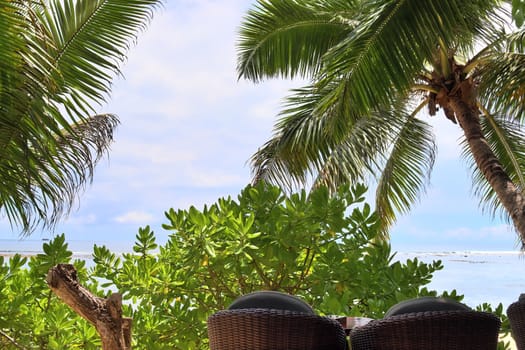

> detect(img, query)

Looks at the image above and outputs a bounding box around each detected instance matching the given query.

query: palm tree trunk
[449,96,525,246]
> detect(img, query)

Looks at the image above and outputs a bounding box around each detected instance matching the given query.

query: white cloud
[445,224,513,239]
[64,214,97,225]
[110,140,197,165]
[89,0,301,205]
[114,211,155,224]
[117,2,243,96]
[186,170,245,188]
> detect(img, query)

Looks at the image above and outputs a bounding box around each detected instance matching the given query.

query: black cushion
[385,296,471,318]
[228,290,315,314]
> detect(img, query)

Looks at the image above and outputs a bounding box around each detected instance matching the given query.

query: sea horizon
[2,238,524,310]
[3,237,523,254]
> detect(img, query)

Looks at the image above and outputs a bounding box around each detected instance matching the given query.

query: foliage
[0,0,161,235]
[0,183,512,349]
[513,0,525,27]
[0,234,100,349]
[91,182,449,349]
[237,0,525,243]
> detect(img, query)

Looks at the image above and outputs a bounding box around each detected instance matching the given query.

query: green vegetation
[1,1,522,348]
[237,0,525,244]
[0,183,511,349]
[0,235,98,349]
[0,0,161,235]
[513,0,525,26]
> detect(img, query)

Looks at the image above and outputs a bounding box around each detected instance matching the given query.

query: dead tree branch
[46,264,132,350]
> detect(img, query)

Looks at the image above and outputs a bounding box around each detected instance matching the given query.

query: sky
[1,0,521,252]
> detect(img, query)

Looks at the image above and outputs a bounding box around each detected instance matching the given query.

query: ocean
[2,239,524,310]
[395,251,525,310]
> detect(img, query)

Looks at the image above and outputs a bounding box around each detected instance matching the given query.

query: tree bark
[46,264,132,350]
[449,93,525,246]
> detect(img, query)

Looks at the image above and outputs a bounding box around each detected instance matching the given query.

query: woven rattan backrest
[350,310,501,350]
[508,298,525,350]
[207,308,348,350]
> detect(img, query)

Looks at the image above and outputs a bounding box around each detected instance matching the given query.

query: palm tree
[0,0,161,234]
[237,0,525,245]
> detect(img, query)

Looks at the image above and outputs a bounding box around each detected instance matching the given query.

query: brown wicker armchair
[207,308,348,350]
[508,295,525,350]
[350,310,501,350]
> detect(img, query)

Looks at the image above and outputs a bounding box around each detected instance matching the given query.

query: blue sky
[1,0,520,252]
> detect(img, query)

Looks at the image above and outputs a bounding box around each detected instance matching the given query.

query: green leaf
[0,0,161,235]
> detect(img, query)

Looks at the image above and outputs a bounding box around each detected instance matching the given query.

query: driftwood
[46,264,132,350]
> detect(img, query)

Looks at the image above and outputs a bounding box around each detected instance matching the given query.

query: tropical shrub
[0,235,100,349]
[90,182,448,348]
[0,183,511,349]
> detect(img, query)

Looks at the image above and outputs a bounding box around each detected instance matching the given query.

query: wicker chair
[508,295,525,350]
[350,310,501,350]
[207,308,348,350]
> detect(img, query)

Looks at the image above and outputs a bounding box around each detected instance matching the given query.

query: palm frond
[0,1,25,83]
[317,0,503,116]
[251,83,398,195]
[0,0,161,234]
[462,111,525,219]
[241,0,525,242]
[312,111,400,193]
[375,106,436,235]
[237,0,356,82]
[477,27,525,121]
[38,0,163,117]
[251,84,340,189]
[0,114,119,234]
[251,137,307,190]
